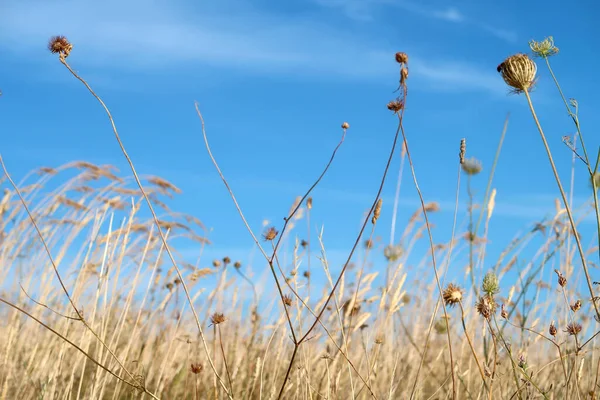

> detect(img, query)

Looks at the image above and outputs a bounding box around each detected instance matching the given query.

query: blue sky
[1,0,600,299]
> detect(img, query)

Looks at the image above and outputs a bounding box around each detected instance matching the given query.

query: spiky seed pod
[497,53,537,93]
[341,122,350,130]
[262,226,278,241]
[476,295,497,320]
[529,37,559,58]
[48,35,73,58]
[210,313,226,326]
[565,322,582,336]
[443,284,463,307]
[372,198,382,224]
[549,321,557,337]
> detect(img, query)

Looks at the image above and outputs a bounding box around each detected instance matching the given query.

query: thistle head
[443,283,463,307]
[482,271,500,297]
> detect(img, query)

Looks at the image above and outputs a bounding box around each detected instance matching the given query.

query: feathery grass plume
[210,313,226,326]
[529,36,559,58]
[48,35,73,58]
[565,322,582,335]
[571,299,582,312]
[442,283,463,307]
[372,198,382,224]
[262,226,278,241]
[190,363,203,374]
[461,157,482,175]
[497,53,537,93]
[482,271,500,296]
[549,321,557,337]
[554,269,567,287]
[459,138,466,164]
[341,121,350,130]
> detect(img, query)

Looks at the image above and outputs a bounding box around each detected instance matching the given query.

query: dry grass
[0,35,599,399]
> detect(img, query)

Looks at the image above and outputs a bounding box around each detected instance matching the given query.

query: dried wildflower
[174,278,181,285]
[374,337,384,345]
[210,313,226,326]
[384,244,403,262]
[372,198,382,224]
[461,157,482,175]
[395,52,409,64]
[555,269,567,287]
[529,36,559,58]
[387,99,404,114]
[282,295,293,307]
[501,304,508,319]
[165,282,174,291]
[549,321,557,337]
[565,322,582,336]
[443,283,463,307]
[212,259,222,268]
[300,239,308,248]
[303,270,311,278]
[341,122,350,130]
[222,256,231,265]
[48,35,73,58]
[476,295,497,320]
[263,226,278,241]
[497,53,537,93]
[233,261,242,269]
[571,299,582,312]
[190,363,203,374]
[482,271,500,296]
[306,197,313,209]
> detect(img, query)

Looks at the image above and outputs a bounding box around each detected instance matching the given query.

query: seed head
[222,256,231,265]
[263,226,279,241]
[443,283,463,307]
[459,138,466,164]
[571,299,582,312]
[497,53,537,93]
[341,121,350,130]
[482,271,500,296]
[565,322,582,336]
[529,36,559,58]
[372,198,382,224]
[549,321,557,337]
[476,295,497,320]
[282,294,293,307]
[303,270,311,278]
[190,363,203,374]
[300,239,308,248]
[387,99,404,114]
[395,52,409,64]
[210,312,226,326]
[48,35,73,58]
[461,157,482,175]
[501,303,508,319]
[555,269,567,287]
[234,261,242,269]
[212,259,222,268]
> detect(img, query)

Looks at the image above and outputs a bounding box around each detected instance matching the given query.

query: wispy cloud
[2,0,504,93]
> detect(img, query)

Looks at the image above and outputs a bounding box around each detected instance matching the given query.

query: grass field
[1,35,599,400]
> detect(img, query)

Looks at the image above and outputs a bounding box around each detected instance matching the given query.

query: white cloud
[1,0,504,93]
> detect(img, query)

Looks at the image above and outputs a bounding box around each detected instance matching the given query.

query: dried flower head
[443,283,463,307]
[395,52,409,64]
[190,363,203,374]
[48,35,73,58]
[364,239,373,249]
[497,53,537,93]
[165,282,174,291]
[222,256,231,265]
[372,198,382,224]
[476,295,497,320]
[518,354,528,370]
[565,322,582,336]
[549,321,557,337]
[384,244,403,262]
[210,312,226,326]
[482,271,500,296]
[461,157,483,175]
[282,294,293,307]
[234,261,242,269]
[529,36,559,58]
[555,269,567,287]
[212,259,222,268]
[306,197,313,209]
[263,226,279,241]
[341,121,350,130]
[387,99,404,114]
[501,303,508,319]
[571,299,582,312]
[303,270,310,278]
[300,239,308,248]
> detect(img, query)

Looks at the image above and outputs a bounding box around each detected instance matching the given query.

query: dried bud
[234,261,242,269]
[497,53,537,93]
[263,226,279,241]
[48,35,73,58]
[341,122,350,130]
[306,197,313,210]
[555,269,567,287]
[571,299,582,312]
[387,99,404,114]
[282,294,293,307]
[212,259,222,268]
[190,363,203,374]
[549,321,557,337]
[210,312,226,326]
[395,52,409,64]
[501,303,508,319]
[476,295,497,320]
[222,256,231,265]
[565,322,582,336]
